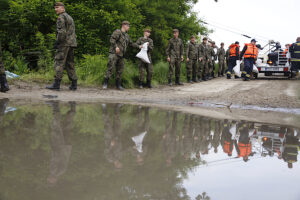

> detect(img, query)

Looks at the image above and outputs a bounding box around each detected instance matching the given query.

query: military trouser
[105,53,125,81]
[209,60,215,75]
[139,60,153,82]
[0,63,5,75]
[198,59,208,78]
[186,59,198,78]
[168,57,182,79]
[218,59,226,75]
[54,47,78,81]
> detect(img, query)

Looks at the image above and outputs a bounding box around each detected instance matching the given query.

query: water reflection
[0,100,299,200]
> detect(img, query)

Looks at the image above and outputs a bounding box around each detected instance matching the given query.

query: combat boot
[175,77,184,85]
[226,72,231,79]
[187,76,192,83]
[193,76,199,82]
[139,81,143,89]
[0,74,9,93]
[103,78,109,89]
[46,79,61,91]
[168,79,172,86]
[202,75,207,81]
[207,74,212,80]
[69,80,77,91]
[147,80,152,88]
[116,80,124,91]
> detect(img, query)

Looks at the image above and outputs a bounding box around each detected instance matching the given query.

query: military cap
[173,29,179,33]
[202,37,208,41]
[144,28,151,33]
[221,42,224,45]
[122,21,130,25]
[212,41,215,44]
[190,35,195,39]
[54,2,64,7]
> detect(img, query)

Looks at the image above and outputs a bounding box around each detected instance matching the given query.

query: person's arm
[236,47,240,58]
[110,30,121,51]
[129,37,139,49]
[186,44,190,60]
[148,39,154,52]
[198,45,203,61]
[166,40,171,62]
[56,15,67,45]
[240,46,247,60]
[180,40,184,61]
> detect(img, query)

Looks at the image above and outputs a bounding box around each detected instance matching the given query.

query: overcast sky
[194,0,299,49]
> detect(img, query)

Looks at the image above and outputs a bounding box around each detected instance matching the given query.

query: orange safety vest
[238,142,251,157]
[244,43,258,59]
[224,141,233,154]
[283,48,289,56]
[229,44,239,57]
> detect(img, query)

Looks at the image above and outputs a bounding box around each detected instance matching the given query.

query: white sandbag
[136,42,151,64]
[253,64,259,73]
[5,71,19,79]
[233,60,241,76]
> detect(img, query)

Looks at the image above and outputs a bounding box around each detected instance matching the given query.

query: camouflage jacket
[109,29,138,57]
[217,47,226,61]
[135,37,154,59]
[207,46,216,61]
[186,41,198,60]
[166,38,184,59]
[56,12,77,47]
[198,43,209,60]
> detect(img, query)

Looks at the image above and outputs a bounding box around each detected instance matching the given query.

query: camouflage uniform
[166,38,184,80]
[186,41,198,81]
[217,47,226,76]
[198,42,209,80]
[54,12,78,81]
[0,42,5,75]
[207,45,216,77]
[105,29,138,81]
[135,37,154,82]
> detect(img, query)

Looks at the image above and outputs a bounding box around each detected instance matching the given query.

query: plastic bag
[233,60,241,76]
[5,71,19,79]
[132,131,147,153]
[136,42,151,64]
[253,64,259,73]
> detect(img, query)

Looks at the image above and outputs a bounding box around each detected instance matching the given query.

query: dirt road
[3,77,299,108]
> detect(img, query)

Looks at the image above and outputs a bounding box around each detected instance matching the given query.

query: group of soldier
[0,2,299,93]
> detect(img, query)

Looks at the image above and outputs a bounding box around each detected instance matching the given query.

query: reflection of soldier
[103,104,123,169]
[181,114,194,160]
[194,117,211,155]
[211,119,222,153]
[162,112,179,166]
[47,101,75,186]
[235,122,252,162]
[282,131,300,169]
[0,98,9,122]
[131,106,150,165]
[221,120,234,157]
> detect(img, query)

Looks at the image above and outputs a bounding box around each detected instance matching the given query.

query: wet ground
[0,99,299,200]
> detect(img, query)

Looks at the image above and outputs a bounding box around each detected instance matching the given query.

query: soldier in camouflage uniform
[135,29,154,89]
[217,42,226,77]
[166,29,184,86]
[46,2,78,91]
[0,42,9,93]
[207,42,216,80]
[198,37,209,81]
[103,21,139,90]
[186,36,198,83]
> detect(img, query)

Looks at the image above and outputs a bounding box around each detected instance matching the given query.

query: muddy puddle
[0,98,299,200]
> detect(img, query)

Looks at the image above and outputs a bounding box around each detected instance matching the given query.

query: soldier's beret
[54,2,64,7]
[122,21,130,25]
[173,29,179,33]
[144,28,151,33]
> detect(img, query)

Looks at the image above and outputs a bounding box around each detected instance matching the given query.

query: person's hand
[181,56,184,62]
[167,57,171,62]
[207,59,210,62]
[116,47,120,54]
[199,57,203,62]
[139,45,143,49]
[186,58,190,62]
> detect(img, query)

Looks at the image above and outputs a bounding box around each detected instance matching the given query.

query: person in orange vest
[226,41,240,79]
[283,44,290,57]
[240,39,258,81]
[235,122,252,162]
[221,120,234,157]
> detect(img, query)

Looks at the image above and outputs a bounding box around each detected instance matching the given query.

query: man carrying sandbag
[135,29,154,89]
[103,21,139,90]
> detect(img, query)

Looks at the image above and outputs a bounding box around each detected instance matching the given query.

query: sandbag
[136,42,151,64]
[253,64,259,73]
[233,60,241,76]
